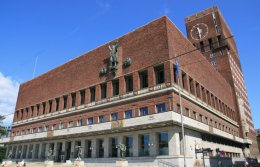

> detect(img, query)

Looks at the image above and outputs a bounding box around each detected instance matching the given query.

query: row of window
[180,105,239,137]
[15,65,165,122]
[173,64,237,122]
[12,103,167,136]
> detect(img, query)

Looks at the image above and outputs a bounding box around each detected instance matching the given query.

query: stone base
[116,160,128,167]
[74,160,85,167]
[44,160,54,167]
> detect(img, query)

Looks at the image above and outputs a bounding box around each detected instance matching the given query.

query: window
[125,110,133,119]
[38,127,42,133]
[63,96,68,109]
[68,121,74,128]
[208,38,213,50]
[49,100,52,113]
[112,80,119,96]
[140,134,149,156]
[60,122,64,129]
[80,90,86,105]
[101,83,107,99]
[33,128,37,133]
[185,108,190,117]
[140,107,149,116]
[209,53,215,58]
[71,93,76,107]
[99,115,105,123]
[159,132,169,155]
[111,113,118,121]
[37,105,40,116]
[77,119,83,126]
[139,70,148,89]
[220,50,224,56]
[31,106,34,117]
[173,64,178,83]
[88,117,94,125]
[125,136,133,157]
[90,87,96,102]
[155,65,164,84]
[55,98,60,111]
[156,103,166,113]
[211,60,217,65]
[111,137,118,157]
[217,35,222,46]
[193,111,197,120]
[44,125,49,132]
[177,104,181,113]
[200,41,205,52]
[125,75,133,92]
[52,124,56,130]
[98,139,104,158]
[42,102,46,115]
[21,109,24,120]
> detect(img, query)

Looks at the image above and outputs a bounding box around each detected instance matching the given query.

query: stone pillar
[81,139,86,158]
[164,61,173,85]
[85,88,90,104]
[91,139,97,158]
[59,96,64,111]
[26,144,30,159]
[53,142,58,161]
[61,141,66,162]
[149,132,158,156]
[38,143,43,160]
[104,137,110,158]
[67,94,72,109]
[119,76,126,96]
[45,143,50,158]
[32,144,36,159]
[95,85,101,101]
[148,66,155,88]
[133,71,140,92]
[70,140,75,159]
[51,99,56,113]
[107,81,113,98]
[169,129,180,156]
[20,145,24,159]
[5,145,9,159]
[14,145,19,159]
[133,134,139,157]
[117,136,123,157]
[76,91,81,107]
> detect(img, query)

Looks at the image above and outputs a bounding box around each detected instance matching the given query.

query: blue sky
[0,0,259,128]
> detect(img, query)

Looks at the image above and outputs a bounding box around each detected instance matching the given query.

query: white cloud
[0,72,19,126]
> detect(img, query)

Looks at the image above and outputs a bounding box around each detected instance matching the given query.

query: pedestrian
[1,161,5,167]
[244,159,248,167]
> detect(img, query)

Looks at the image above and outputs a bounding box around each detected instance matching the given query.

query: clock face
[190,23,209,41]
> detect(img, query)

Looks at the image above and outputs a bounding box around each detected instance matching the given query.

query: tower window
[112,79,119,96]
[101,83,107,99]
[80,90,86,105]
[139,70,148,89]
[200,41,205,52]
[55,98,59,111]
[63,95,67,109]
[208,38,213,50]
[49,100,52,113]
[90,87,96,102]
[43,102,46,115]
[155,65,164,84]
[71,93,76,107]
[217,35,222,46]
[125,75,133,92]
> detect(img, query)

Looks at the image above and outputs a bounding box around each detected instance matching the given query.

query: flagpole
[176,58,187,167]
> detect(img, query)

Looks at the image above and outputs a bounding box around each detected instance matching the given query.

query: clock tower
[185,6,259,158]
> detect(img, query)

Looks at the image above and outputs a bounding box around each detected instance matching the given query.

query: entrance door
[57,142,62,162]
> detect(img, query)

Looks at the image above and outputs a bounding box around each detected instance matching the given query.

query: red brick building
[1,6,259,166]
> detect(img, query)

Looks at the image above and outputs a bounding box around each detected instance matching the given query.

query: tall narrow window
[208,38,213,50]
[98,139,104,158]
[140,134,149,156]
[112,80,119,96]
[71,93,76,107]
[42,102,46,115]
[49,100,52,113]
[125,75,133,92]
[155,65,164,84]
[37,105,40,116]
[173,64,178,83]
[63,96,67,109]
[159,132,169,155]
[88,117,94,125]
[139,70,148,89]
[217,35,222,46]
[125,136,133,157]
[80,90,86,105]
[111,137,118,157]
[77,119,83,126]
[26,108,29,119]
[31,106,34,117]
[200,41,205,52]
[55,98,59,111]
[90,87,95,102]
[21,109,24,120]
[101,83,107,99]
[99,115,105,123]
